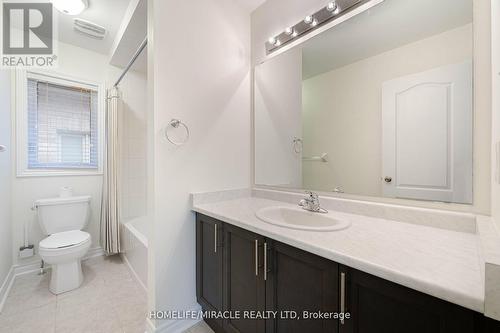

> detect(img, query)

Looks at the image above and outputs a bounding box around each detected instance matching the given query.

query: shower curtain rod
[114,37,148,87]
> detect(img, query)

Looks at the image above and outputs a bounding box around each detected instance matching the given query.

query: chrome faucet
[299,191,328,213]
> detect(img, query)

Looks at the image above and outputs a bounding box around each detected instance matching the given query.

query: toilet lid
[40,230,90,249]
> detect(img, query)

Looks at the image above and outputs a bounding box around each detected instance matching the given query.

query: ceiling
[234,0,267,12]
[301,0,473,79]
[56,0,132,55]
[7,0,131,55]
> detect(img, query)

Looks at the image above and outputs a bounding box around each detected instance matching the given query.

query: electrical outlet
[19,245,34,258]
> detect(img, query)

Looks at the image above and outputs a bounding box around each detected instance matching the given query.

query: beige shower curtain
[100,87,121,255]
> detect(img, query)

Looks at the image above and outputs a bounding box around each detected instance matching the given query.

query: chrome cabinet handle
[264,242,268,281]
[340,272,346,325]
[255,240,259,276]
[214,224,217,253]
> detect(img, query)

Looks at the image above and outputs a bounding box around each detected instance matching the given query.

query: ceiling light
[326,1,338,12]
[51,0,88,16]
[304,16,314,24]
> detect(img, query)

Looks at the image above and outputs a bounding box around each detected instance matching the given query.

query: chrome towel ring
[164,119,190,146]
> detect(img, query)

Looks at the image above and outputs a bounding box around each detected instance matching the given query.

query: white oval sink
[255,206,351,231]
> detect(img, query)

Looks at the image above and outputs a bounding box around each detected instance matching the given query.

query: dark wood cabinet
[265,241,339,333]
[196,214,224,331]
[339,265,477,333]
[223,224,266,333]
[196,213,500,333]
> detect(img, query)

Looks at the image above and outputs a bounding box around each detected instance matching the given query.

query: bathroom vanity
[192,190,500,333]
[193,0,500,332]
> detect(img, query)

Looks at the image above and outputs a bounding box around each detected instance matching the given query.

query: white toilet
[34,195,92,295]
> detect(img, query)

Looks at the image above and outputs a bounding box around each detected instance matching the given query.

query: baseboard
[0,266,15,313]
[149,305,202,333]
[120,253,147,293]
[14,261,43,276]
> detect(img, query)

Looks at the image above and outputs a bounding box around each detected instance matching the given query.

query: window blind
[27,78,99,169]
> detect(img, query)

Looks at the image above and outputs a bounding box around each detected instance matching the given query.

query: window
[16,71,104,176]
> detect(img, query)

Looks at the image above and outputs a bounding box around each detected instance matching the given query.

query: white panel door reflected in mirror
[254,0,473,204]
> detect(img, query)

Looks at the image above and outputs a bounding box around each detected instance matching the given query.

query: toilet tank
[34,196,91,235]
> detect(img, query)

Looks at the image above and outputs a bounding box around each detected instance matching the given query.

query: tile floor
[184,321,214,333]
[0,255,147,333]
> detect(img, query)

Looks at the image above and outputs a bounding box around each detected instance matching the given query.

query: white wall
[302,24,472,196]
[150,0,251,330]
[11,41,111,267]
[252,0,492,214]
[255,47,302,188]
[0,70,13,290]
[491,0,500,228]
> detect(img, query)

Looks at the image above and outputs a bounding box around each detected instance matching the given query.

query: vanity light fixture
[265,0,384,54]
[268,37,281,46]
[327,1,338,12]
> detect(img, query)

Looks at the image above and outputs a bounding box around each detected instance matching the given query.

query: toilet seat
[40,230,90,250]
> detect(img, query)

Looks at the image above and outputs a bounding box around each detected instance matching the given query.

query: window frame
[15,69,105,177]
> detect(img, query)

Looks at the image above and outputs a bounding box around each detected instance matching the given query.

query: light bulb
[268,37,276,45]
[326,1,338,12]
[51,0,88,15]
[275,39,281,46]
[304,16,313,24]
[311,19,319,27]
[285,27,294,36]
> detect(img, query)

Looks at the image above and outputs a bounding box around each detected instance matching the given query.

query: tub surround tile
[127,194,147,218]
[128,139,147,159]
[191,189,495,315]
[127,158,147,179]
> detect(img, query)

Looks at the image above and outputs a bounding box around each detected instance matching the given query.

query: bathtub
[121,216,149,290]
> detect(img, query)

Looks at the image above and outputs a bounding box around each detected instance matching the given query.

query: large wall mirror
[254,0,473,204]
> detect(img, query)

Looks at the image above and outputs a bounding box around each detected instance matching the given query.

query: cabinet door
[223,224,266,333]
[339,266,476,333]
[266,241,339,333]
[196,214,224,332]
